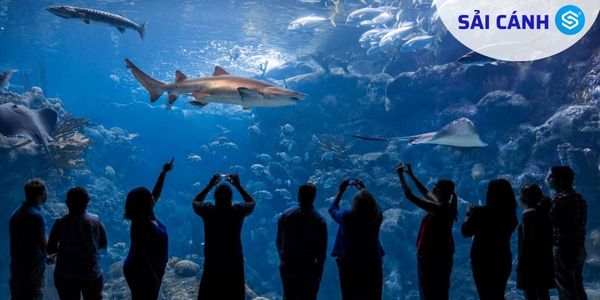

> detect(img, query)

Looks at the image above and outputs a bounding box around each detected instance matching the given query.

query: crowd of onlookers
[8,161,588,300]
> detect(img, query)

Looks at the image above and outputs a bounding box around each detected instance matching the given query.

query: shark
[353,118,488,148]
[46,6,148,39]
[0,103,64,177]
[125,58,307,109]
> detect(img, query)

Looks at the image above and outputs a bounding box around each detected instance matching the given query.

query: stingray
[0,103,64,178]
[353,118,488,148]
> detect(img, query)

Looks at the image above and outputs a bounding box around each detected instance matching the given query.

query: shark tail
[138,21,148,40]
[125,58,165,102]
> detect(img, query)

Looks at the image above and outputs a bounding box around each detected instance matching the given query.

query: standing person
[547,166,588,300]
[9,179,48,300]
[123,159,174,300]
[193,173,255,300]
[276,183,327,300]
[396,163,457,300]
[47,187,108,300]
[516,184,554,300]
[462,179,518,300]
[329,179,385,300]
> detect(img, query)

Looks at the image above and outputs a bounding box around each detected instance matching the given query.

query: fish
[248,122,261,134]
[457,51,498,67]
[352,118,487,148]
[256,153,272,162]
[378,22,416,47]
[288,15,336,30]
[255,190,274,200]
[290,156,303,164]
[0,70,17,91]
[280,124,295,133]
[187,154,202,163]
[0,103,65,177]
[275,188,292,200]
[346,6,394,24]
[46,6,148,39]
[359,28,390,47]
[359,11,393,27]
[125,59,307,109]
[251,164,269,176]
[230,45,242,62]
[401,35,436,52]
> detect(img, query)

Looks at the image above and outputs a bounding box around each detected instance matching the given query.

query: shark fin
[168,93,179,105]
[187,100,208,107]
[193,92,210,100]
[117,27,126,33]
[138,21,148,40]
[84,19,90,24]
[238,87,261,102]
[213,66,229,76]
[175,70,188,82]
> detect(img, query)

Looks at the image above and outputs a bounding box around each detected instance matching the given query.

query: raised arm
[405,164,433,199]
[193,174,221,204]
[329,179,350,223]
[396,165,442,214]
[228,174,254,204]
[152,158,174,204]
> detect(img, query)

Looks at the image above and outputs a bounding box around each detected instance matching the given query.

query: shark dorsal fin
[213,66,229,76]
[175,70,188,82]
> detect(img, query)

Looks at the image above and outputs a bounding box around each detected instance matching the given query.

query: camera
[397,163,407,171]
[348,179,360,186]
[220,173,231,180]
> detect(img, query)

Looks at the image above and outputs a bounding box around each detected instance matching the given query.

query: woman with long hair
[123,159,174,300]
[329,179,385,300]
[462,179,518,300]
[397,163,457,300]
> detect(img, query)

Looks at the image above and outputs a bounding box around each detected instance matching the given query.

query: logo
[433,0,600,61]
[556,5,585,35]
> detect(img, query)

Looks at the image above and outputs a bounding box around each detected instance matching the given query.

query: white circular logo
[434,0,600,61]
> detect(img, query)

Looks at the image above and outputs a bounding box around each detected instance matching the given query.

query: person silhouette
[462,179,518,300]
[329,179,385,300]
[47,187,108,300]
[193,173,255,300]
[516,184,554,300]
[547,166,588,300]
[9,179,48,300]
[276,183,327,300]
[123,159,174,300]
[397,163,457,300]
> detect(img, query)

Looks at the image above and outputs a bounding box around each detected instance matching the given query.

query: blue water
[1,0,599,299]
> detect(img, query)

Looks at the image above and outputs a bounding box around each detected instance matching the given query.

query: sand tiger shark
[353,118,487,148]
[125,59,307,109]
[46,6,148,39]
